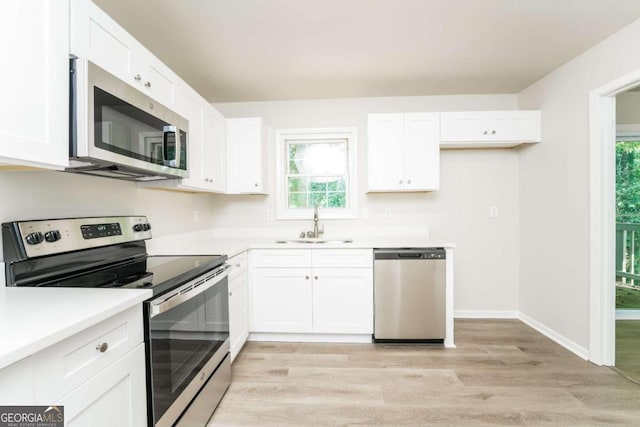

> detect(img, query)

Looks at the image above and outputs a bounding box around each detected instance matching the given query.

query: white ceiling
[94,0,640,103]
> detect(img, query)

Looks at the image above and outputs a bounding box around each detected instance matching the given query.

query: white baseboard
[518,312,589,360]
[454,310,519,319]
[616,309,640,320]
[249,332,372,343]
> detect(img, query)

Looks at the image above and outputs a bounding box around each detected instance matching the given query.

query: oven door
[145,265,230,427]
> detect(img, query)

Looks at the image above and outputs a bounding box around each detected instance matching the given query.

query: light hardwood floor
[209,320,640,426]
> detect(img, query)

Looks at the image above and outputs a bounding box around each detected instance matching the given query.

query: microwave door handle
[149,264,231,317]
[162,125,177,167]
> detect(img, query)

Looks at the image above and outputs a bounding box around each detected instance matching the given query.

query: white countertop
[0,287,151,370]
[146,233,455,258]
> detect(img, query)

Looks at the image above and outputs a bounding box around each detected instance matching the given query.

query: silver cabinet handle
[228,291,233,296]
[145,81,151,88]
[96,342,108,353]
[133,74,141,81]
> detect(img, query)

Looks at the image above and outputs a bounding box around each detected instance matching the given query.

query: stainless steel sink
[275,239,353,244]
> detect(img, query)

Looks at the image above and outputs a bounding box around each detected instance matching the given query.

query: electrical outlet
[267,209,274,220]
[384,208,392,219]
[489,206,498,218]
[193,210,199,223]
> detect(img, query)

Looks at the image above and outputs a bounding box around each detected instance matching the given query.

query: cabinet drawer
[250,249,311,268]
[228,251,248,280]
[312,249,373,268]
[33,305,143,402]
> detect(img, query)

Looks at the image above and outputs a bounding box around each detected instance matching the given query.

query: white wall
[518,18,640,350]
[214,94,521,313]
[617,91,640,124]
[0,170,217,257]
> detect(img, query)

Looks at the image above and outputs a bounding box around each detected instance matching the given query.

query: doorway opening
[614,93,640,382]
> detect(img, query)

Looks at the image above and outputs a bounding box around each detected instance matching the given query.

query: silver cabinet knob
[314,276,318,280]
[145,81,151,88]
[491,130,496,134]
[134,74,141,81]
[399,180,403,184]
[483,130,488,135]
[228,291,233,296]
[254,183,259,187]
[96,342,108,353]
[305,276,309,280]
[407,179,411,184]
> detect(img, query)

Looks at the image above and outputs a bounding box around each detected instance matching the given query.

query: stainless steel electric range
[2,216,231,427]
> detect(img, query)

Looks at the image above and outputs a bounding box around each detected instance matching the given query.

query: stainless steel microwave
[68,58,188,181]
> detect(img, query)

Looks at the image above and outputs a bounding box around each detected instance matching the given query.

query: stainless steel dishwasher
[373,248,446,343]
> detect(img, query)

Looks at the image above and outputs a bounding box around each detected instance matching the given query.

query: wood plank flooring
[208,320,640,426]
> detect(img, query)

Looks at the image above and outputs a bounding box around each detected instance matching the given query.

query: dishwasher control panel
[374,248,446,260]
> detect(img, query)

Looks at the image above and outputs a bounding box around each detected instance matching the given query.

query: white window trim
[275,127,358,220]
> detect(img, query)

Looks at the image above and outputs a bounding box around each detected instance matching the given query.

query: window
[276,128,357,219]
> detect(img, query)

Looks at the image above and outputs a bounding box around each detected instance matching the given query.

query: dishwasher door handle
[397,253,422,259]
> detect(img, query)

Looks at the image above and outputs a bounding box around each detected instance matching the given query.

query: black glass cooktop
[38,254,227,297]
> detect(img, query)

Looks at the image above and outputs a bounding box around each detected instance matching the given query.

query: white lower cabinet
[312,268,373,334]
[0,305,147,424]
[249,249,373,338]
[58,343,147,427]
[228,252,249,361]
[250,267,313,333]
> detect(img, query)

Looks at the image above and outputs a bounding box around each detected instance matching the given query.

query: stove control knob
[25,232,44,245]
[44,230,61,242]
[143,223,151,231]
[133,224,144,232]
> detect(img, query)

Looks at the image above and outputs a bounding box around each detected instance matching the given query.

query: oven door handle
[149,264,231,317]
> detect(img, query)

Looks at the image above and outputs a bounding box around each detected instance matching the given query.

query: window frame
[275,127,358,220]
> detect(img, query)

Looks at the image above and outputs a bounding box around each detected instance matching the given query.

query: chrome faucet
[300,206,324,238]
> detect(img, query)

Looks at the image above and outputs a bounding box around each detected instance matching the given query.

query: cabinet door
[404,113,440,191]
[312,268,373,334]
[202,106,227,192]
[226,117,265,194]
[58,343,147,427]
[487,110,541,142]
[250,268,312,333]
[229,272,249,361]
[440,111,488,141]
[367,114,405,191]
[0,0,69,169]
[70,0,135,86]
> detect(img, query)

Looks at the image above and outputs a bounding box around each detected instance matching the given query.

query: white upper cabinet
[0,0,69,169]
[70,0,176,108]
[440,110,541,148]
[367,113,440,192]
[226,117,267,194]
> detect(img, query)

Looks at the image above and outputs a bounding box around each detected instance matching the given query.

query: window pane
[309,193,327,208]
[309,180,327,191]
[288,142,346,175]
[288,177,307,192]
[327,192,346,208]
[327,177,345,191]
[288,192,307,209]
